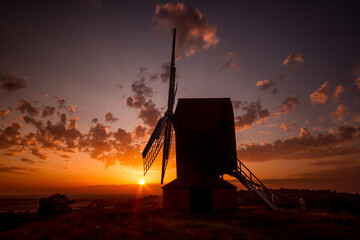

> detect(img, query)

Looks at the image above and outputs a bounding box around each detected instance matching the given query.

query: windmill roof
[162,175,237,189]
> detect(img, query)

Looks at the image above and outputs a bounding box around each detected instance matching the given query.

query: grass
[0,195,359,240]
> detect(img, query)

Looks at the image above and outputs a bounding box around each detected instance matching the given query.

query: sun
[139,179,145,185]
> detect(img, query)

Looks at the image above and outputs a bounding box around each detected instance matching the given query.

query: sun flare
[139,179,145,185]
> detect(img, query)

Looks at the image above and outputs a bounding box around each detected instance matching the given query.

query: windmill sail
[142,29,177,182]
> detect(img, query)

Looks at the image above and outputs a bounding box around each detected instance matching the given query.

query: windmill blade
[142,116,168,176]
[143,125,166,176]
[142,116,168,158]
[161,121,173,184]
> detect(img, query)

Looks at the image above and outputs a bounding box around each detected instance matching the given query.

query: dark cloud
[232,100,242,109]
[153,2,219,56]
[17,99,40,116]
[21,115,43,130]
[0,109,10,119]
[113,128,132,146]
[271,88,278,95]
[125,77,153,109]
[276,94,300,114]
[139,100,161,128]
[282,54,304,66]
[0,122,22,149]
[310,81,330,105]
[30,147,47,160]
[42,106,55,117]
[237,126,360,162]
[58,98,76,113]
[133,124,147,139]
[235,100,270,131]
[0,74,26,93]
[219,52,236,73]
[20,158,37,165]
[355,77,360,90]
[0,163,39,174]
[105,111,118,123]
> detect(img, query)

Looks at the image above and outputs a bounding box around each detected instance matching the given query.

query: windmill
[142,29,276,213]
[142,29,177,184]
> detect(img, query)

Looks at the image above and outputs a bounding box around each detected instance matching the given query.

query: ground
[0,194,359,240]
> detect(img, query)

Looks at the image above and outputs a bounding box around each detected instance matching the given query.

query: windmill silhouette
[143,29,276,213]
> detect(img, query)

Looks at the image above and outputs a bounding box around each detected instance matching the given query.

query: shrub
[38,193,73,218]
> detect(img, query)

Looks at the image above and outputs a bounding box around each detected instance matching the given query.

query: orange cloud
[331,84,345,100]
[280,123,291,131]
[282,54,304,66]
[310,81,330,105]
[330,104,347,120]
[237,126,360,162]
[153,3,219,56]
[0,109,10,119]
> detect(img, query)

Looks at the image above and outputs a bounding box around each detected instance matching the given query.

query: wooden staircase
[228,159,276,210]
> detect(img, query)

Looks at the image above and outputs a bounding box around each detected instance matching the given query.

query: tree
[38,193,72,218]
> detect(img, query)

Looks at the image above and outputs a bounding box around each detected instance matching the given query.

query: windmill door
[190,188,212,213]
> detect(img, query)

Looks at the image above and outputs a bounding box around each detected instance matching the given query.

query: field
[0,190,359,240]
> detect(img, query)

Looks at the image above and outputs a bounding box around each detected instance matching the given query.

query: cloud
[280,123,291,131]
[125,76,153,109]
[153,3,219,56]
[330,104,347,120]
[58,98,76,113]
[133,124,147,139]
[0,122,22,149]
[138,100,161,128]
[256,79,274,91]
[16,99,40,116]
[299,127,311,139]
[113,128,132,146]
[0,109,10,119]
[0,163,39,174]
[237,126,360,162]
[256,74,283,91]
[331,85,345,100]
[232,100,242,109]
[219,52,237,73]
[105,111,118,123]
[234,100,270,131]
[276,94,300,114]
[355,77,360,90]
[0,74,26,93]
[318,116,326,122]
[271,88,278,95]
[42,106,55,117]
[159,61,177,83]
[20,157,37,165]
[310,81,330,105]
[282,54,304,66]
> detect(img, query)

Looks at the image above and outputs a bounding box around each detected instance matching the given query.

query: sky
[1,0,360,195]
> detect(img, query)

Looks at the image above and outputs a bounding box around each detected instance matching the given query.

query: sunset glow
[0,1,359,195]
